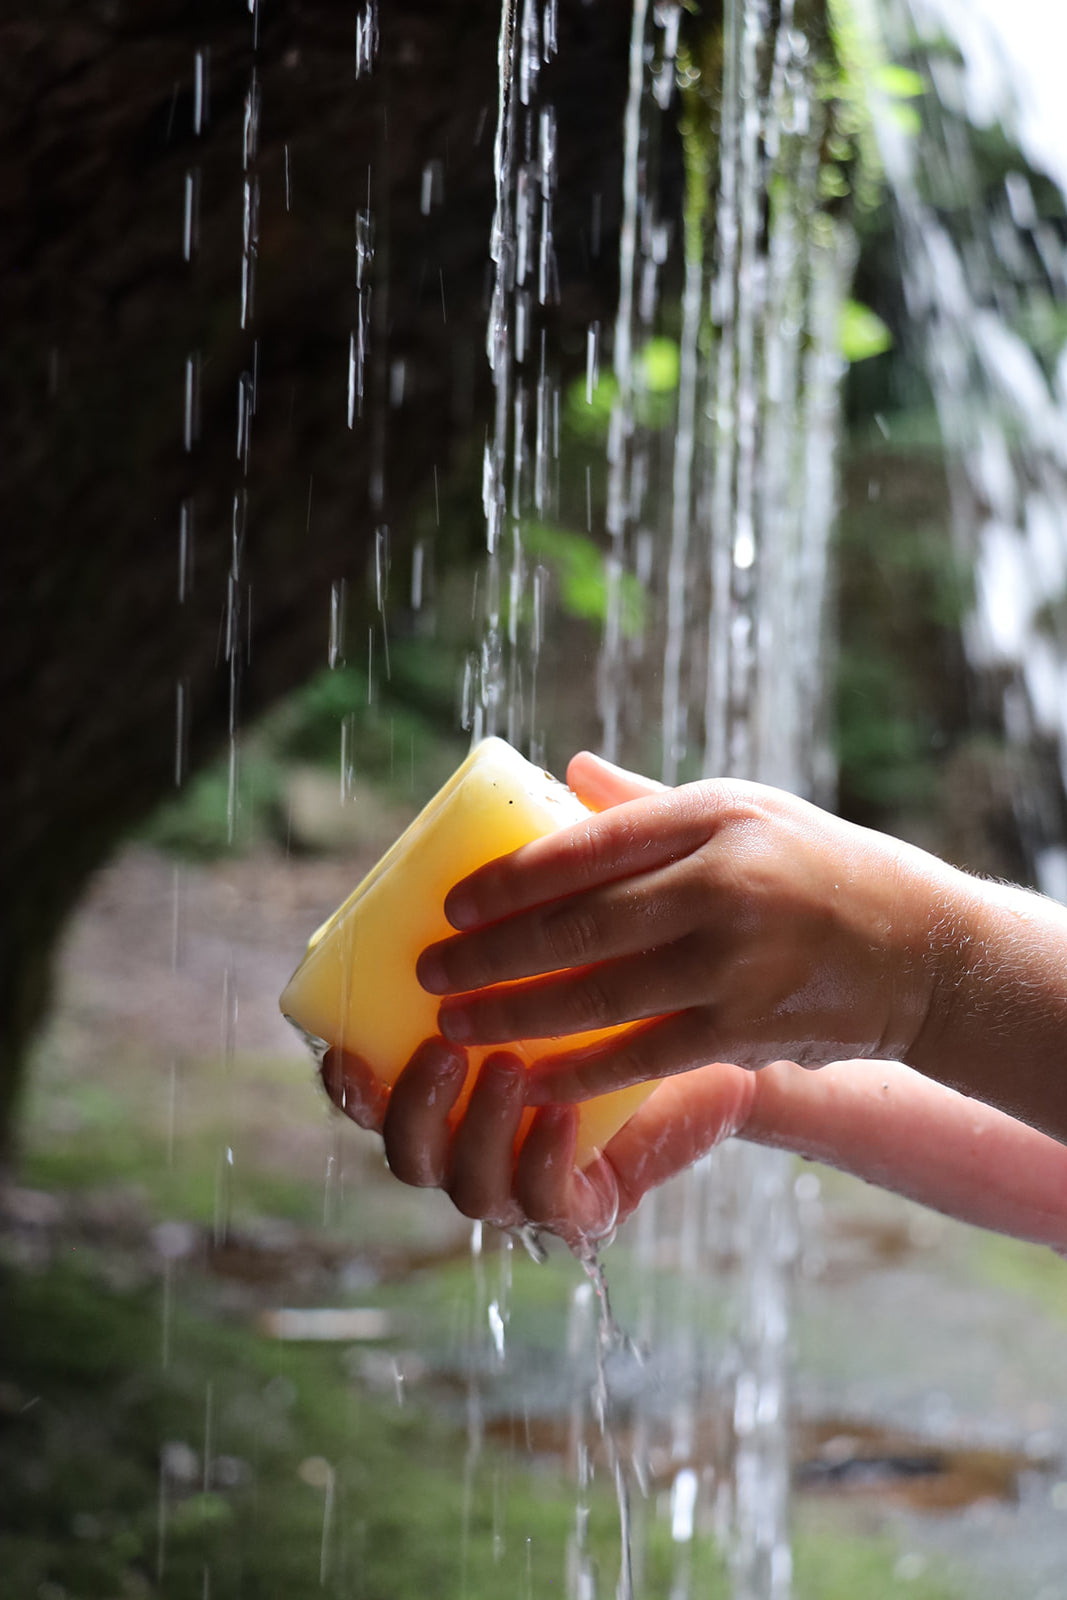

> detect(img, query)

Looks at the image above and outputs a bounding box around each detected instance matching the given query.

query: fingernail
[417,1036,466,1078]
[439,1005,473,1044]
[482,1052,525,1091]
[525,1068,560,1107]
[416,947,450,994]
[443,886,477,929]
[536,1102,573,1134]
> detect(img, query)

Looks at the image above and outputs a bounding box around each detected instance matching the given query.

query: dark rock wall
[0,0,637,1154]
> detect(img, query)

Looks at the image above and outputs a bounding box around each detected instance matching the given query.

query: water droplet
[193,48,209,135]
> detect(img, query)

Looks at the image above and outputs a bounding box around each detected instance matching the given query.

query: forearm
[745,1058,1067,1249]
[906,872,1067,1143]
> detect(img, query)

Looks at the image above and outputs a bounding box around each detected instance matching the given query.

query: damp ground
[5,836,1067,1598]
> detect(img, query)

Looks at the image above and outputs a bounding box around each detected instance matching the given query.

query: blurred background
[6,1,1067,1596]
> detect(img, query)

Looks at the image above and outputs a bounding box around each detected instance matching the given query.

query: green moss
[139,645,467,863]
[794,1505,967,1598]
[960,1230,1067,1322]
[0,1252,731,1600]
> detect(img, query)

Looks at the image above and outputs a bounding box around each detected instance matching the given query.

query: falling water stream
[458,0,1067,1594]
[460,2,851,1597]
[865,0,1067,897]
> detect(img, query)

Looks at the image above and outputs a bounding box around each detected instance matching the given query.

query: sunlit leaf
[874,63,924,100]
[885,100,922,137]
[819,164,851,201]
[525,522,645,638]
[638,337,681,393]
[566,371,618,436]
[838,299,893,363]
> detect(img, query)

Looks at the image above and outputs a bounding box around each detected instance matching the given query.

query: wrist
[846,829,965,1065]
[906,866,1067,1137]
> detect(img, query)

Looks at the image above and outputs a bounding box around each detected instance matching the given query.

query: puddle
[482,1406,1047,1516]
[0,1182,470,1297]
[792,1416,1042,1512]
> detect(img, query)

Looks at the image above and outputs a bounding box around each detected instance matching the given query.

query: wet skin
[323,752,1067,1250]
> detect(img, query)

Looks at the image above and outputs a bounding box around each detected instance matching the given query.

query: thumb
[566,750,667,812]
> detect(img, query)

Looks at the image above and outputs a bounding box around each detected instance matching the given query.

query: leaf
[566,371,618,436]
[838,299,893,363]
[525,522,645,638]
[637,337,681,393]
[874,63,924,100]
[885,101,922,137]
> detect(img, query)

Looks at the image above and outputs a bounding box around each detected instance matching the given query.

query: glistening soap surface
[280,737,656,1167]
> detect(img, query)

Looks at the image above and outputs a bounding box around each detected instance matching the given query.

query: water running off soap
[466,0,846,1593]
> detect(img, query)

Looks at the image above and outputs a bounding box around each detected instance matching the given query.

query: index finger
[443,786,712,931]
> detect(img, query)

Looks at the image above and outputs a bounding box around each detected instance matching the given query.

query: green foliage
[836,645,939,808]
[1014,298,1067,379]
[821,0,926,210]
[839,298,894,363]
[794,1509,967,1599]
[963,1230,1067,1322]
[8,1041,726,1600]
[835,438,975,824]
[525,522,646,638]
[567,368,619,435]
[639,336,682,393]
[142,751,285,861]
[1,1257,685,1600]
[566,338,682,438]
[873,63,924,101]
[140,646,465,862]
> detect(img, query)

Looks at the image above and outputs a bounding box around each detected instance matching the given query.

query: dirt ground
[14,840,1067,1600]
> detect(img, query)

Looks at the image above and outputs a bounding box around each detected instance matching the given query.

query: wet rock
[0,0,643,1155]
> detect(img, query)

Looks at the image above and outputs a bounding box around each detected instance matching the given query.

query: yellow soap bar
[280,736,656,1167]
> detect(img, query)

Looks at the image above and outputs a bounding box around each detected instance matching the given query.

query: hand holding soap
[280,737,658,1167]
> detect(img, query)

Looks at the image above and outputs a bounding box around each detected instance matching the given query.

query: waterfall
[865,0,1067,896]
[471,2,855,1595]
[611,7,848,1594]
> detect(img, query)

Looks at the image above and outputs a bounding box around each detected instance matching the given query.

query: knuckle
[569,814,626,880]
[544,904,601,969]
[572,968,617,1030]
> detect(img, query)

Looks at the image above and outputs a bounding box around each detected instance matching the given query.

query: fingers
[436,937,717,1045]
[446,1054,526,1224]
[371,1036,625,1244]
[382,1046,526,1226]
[525,1009,733,1104]
[441,787,711,932]
[322,1047,390,1133]
[565,751,666,811]
[515,1107,620,1244]
[600,1066,757,1222]
[381,1037,466,1185]
[420,865,703,995]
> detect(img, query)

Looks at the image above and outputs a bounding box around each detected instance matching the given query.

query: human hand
[323,748,1067,1248]
[322,1038,622,1249]
[322,1037,1067,1252]
[416,751,952,1103]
